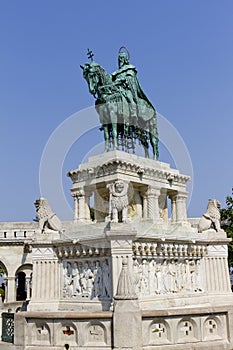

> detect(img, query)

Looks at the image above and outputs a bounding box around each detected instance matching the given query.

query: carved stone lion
[34,197,62,233]
[198,199,222,233]
[108,181,128,223]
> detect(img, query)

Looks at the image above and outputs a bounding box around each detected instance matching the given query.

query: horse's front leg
[103,124,110,152]
[150,136,159,160]
[149,121,159,160]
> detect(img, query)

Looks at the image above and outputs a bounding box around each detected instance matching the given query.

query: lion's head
[205,199,221,221]
[34,197,54,220]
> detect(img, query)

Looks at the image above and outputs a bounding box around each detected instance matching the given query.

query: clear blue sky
[0,1,233,221]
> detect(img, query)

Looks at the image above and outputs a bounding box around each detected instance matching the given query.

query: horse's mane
[95,63,112,84]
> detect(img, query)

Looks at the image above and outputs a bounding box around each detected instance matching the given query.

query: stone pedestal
[29,245,60,311]
[106,224,137,296]
[113,300,142,350]
[67,150,191,226]
[8,151,233,350]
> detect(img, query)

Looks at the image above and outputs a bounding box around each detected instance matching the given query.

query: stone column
[146,187,161,223]
[5,276,15,303]
[93,189,102,222]
[175,192,188,223]
[25,276,31,300]
[76,189,86,220]
[159,189,168,222]
[140,190,148,219]
[85,189,92,221]
[169,194,177,222]
[72,194,78,221]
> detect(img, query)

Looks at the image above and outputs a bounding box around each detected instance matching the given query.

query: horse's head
[81,62,101,97]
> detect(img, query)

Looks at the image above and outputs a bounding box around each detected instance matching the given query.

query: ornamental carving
[132,257,203,296]
[108,181,128,223]
[62,258,111,299]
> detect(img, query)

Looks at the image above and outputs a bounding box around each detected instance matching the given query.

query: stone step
[0,342,16,350]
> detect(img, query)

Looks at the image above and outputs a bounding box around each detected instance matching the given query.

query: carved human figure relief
[63,262,73,298]
[194,259,203,292]
[62,259,111,300]
[108,181,128,223]
[168,259,177,293]
[132,260,141,294]
[80,263,94,295]
[155,263,164,294]
[72,263,82,296]
[148,259,156,294]
[132,257,204,297]
[101,260,111,297]
[92,261,103,298]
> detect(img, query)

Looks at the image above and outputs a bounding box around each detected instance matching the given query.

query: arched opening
[15,264,33,301]
[16,271,26,301]
[0,261,7,302]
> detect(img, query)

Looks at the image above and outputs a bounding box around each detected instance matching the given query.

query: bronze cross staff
[87,48,94,62]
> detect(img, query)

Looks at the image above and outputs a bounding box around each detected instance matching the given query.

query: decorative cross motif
[87,48,94,62]
[206,319,217,335]
[89,325,103,341]
[63,326,74,336]
[37,325,48,335]
[152,323,166,338]
[180,321,193,337]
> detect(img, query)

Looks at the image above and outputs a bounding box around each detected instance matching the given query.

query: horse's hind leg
[103,125,110,152]
[110,108,118,150]
[150,134,159,160]
[112,123,118,150]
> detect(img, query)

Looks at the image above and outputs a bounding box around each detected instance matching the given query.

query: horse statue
[80,48,159,159]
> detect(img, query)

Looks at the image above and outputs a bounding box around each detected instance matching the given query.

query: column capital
[174,191,188,200]
[76,188,85,197]
[146,186,161,197]
[5,276,15,281]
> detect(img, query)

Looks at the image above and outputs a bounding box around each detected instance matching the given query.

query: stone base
[12,301,233,350]
[113,299,142,350]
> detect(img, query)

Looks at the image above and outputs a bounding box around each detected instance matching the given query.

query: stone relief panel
[203,317,221,341]
[142,313,227,347]
[149,320,171,344]
[86,322,106,345]
[55,321,78,347]
[177,318,197,343]
[28,321,51,346]
[133,257,204,296]
[62,258,111,300]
